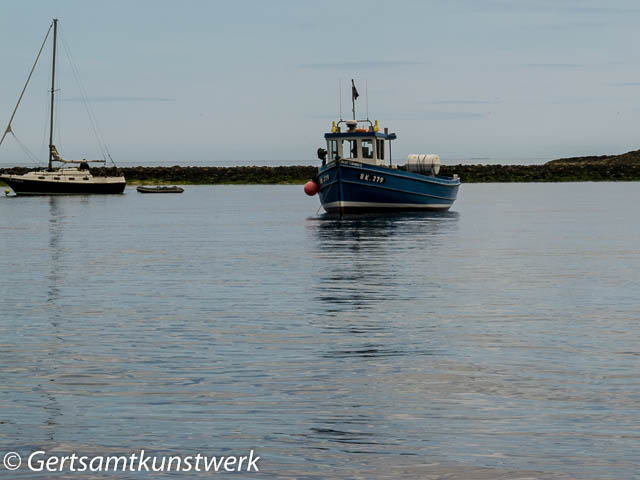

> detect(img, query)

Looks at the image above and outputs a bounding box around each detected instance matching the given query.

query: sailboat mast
[48,18,58,171]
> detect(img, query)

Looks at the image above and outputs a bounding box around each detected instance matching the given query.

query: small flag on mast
[351,79,359,101]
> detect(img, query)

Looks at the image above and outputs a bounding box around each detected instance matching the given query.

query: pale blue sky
[1,0,640,166]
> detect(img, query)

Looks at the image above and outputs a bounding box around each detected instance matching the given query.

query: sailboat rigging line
[106,150,116,167]
[54,64,63,156]
[58,27,111,164]
[39,78,52,162]
[0,22,53,148]
[11,132,41,165]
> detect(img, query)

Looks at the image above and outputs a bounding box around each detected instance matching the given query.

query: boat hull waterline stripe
[322,201,452,210]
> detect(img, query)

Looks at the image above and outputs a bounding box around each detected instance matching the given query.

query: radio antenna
[339,80,342,120]
[366,80,369,120]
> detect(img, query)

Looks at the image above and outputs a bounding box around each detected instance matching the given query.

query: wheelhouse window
[361,139,374,159]
[376,139,385,160]
[342,139,357,159]
[328,140,339,161]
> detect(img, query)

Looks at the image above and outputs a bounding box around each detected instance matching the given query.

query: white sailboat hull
[1,168,125,195]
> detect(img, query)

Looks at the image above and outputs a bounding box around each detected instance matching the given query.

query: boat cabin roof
[324,131,396,140]
[324,119,396,141]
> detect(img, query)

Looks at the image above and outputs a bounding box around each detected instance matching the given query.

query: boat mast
[48,18,58,171]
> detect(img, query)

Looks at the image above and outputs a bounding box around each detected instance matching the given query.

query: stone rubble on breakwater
[2,160,640,185]
[438,162,640,182]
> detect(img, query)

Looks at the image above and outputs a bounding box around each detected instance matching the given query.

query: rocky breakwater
[92,165,318,184]
[0,165,318,185]
[438,148,640,182]
[439,161,640,182]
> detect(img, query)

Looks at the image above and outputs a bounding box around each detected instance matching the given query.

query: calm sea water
[1,183,639,479]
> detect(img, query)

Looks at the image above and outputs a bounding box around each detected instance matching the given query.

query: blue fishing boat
[304,81,460,214]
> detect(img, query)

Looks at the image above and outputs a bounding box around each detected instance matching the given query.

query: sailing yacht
[0,18,126,195]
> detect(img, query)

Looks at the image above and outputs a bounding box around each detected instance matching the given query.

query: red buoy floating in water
[304,180,318,196]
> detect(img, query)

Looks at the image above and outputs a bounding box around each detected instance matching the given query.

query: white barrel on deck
[406,154,440,175]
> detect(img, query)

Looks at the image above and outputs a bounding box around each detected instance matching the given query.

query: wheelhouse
[323,119,396,166]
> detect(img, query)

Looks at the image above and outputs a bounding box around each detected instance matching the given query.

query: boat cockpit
[319,119,396,167]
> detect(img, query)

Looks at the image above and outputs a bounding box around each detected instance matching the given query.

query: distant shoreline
[2,157,640,185]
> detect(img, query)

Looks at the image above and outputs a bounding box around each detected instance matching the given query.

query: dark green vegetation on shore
[2,149,640,185]
[547,148,640,166]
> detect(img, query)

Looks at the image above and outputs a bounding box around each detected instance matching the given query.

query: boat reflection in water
[307,210,459,342]
[301,211,460,466]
